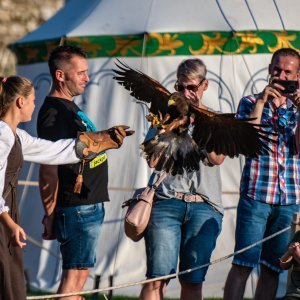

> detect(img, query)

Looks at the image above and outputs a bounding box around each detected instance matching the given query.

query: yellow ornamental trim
[107,36,142,56]
[148,33,183,55]
[268,32,300,52]
[68,37,102,57]
[189,33,227,55]
[232,32,264,54]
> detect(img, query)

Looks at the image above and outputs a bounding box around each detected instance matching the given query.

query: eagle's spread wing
[190,104,276,158]
[113,60,171,116]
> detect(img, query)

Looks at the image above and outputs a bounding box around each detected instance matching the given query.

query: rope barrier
[26,224,292,299]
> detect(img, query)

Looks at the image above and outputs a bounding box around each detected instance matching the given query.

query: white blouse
[0,121,80,214]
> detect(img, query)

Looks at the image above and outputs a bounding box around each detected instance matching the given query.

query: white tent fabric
[13,0,300,298]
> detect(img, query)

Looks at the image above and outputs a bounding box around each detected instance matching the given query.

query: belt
[175,192,205,203]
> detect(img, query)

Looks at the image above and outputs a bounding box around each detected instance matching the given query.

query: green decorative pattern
[10,30,300,65]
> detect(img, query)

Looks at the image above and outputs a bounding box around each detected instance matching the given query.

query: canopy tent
[11,0,300,297]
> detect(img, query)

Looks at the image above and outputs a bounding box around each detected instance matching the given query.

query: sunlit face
[63,56,89,97]
[269,55,300,81]
[176,75,207,106]
[21,87,35,122]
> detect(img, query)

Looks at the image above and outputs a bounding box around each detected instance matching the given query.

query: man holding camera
[223,48,300,300]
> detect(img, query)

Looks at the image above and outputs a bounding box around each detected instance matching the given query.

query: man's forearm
[39,164,58,216]
[249,98,266,123]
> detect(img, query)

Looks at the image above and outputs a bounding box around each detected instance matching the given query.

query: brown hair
[271,48,300,70]
[0,76,33,117]
[177,58,207,81]
[48,45,87,78]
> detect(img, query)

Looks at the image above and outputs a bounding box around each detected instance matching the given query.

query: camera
[272,79,298,94]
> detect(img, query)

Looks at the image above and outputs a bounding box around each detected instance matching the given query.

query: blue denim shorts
[55,203,104,269]
[233,194,299,272]
[144,198,222,284]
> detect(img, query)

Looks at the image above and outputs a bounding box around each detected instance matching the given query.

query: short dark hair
[271,48,300,68]
[48,45,87,78]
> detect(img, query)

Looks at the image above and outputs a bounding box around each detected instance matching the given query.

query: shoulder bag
[122,172,166,242]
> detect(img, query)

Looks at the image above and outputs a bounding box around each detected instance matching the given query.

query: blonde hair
[0,76,33,117]
[177,58,207,81]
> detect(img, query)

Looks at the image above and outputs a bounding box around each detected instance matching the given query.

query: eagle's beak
[168,98,175,106]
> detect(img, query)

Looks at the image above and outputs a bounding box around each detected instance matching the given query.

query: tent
[11,0,300,297]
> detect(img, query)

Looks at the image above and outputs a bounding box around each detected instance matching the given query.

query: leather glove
[75,125,134,160]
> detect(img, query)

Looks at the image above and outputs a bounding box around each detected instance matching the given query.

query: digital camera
[272,79,298,94]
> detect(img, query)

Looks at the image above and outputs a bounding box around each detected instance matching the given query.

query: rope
[273,0,286,31]
[244,0,259,30]
[26,224,291,299]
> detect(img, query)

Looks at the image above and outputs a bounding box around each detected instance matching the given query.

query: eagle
[113,60,276,175]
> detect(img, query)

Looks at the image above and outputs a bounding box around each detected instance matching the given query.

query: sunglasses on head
[174,78,206,92]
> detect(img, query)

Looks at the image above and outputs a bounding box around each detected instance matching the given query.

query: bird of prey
[113,60,276,175]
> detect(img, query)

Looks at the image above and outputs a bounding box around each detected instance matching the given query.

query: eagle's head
[168,92,190,116]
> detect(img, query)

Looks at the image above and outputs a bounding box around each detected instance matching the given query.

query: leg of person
[139,280,168,300]
[223,264,253,300]
[256,203,300,300]
[140,198,184,300]
[223,194,271,300]
[254,264,279,300]
[55,203,104,300]
[179,201,223,300]
[180,282,203,300]
[57,269,90,300]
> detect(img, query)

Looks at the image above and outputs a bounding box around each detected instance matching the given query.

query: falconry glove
[75,125,134,160]
[74,125,134,193]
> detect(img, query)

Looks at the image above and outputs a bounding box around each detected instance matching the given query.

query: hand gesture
[260,77,284,103]
[9,221,27,248]
[1,212,27,248]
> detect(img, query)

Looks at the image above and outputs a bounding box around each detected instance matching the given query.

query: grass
[27,291,178,300]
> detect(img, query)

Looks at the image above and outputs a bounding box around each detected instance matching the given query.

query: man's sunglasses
[174,78,206,92]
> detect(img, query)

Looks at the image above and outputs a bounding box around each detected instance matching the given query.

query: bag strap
[152,171,167,190]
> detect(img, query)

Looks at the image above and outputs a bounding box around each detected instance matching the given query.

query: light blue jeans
[55,203,104,269]
[144,198,222,283]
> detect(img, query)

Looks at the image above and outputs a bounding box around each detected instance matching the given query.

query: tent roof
[17,0,300,43]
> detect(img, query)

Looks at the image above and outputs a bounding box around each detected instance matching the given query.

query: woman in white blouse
[0,75,81,300]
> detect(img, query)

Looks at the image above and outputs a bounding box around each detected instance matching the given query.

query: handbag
[122,172,166,242]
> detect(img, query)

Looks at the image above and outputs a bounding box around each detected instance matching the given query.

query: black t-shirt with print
[37,96,109,207]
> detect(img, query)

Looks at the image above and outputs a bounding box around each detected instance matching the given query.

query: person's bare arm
[279,242,299,270]
[249,82,282,123]
[39,164,58,240]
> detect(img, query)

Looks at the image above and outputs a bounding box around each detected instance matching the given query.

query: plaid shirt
[237,94,300,205]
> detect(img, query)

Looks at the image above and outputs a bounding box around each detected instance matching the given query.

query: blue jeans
[144,198,222,283]
[233,194,299,272]
[55,203,104,269]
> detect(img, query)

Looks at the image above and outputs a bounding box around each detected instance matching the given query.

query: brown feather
[113,60,171,117]
[113,61,277,175]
